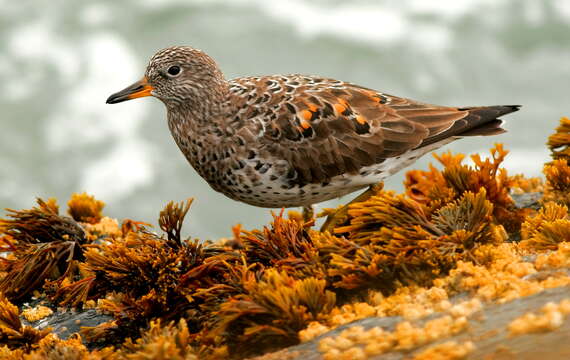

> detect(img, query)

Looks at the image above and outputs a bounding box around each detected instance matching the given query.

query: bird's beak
[106,77,154,104]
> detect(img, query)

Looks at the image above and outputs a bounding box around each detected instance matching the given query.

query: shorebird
[107,46,519,215]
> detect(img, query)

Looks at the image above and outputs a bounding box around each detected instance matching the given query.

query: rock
[256,286,570,360]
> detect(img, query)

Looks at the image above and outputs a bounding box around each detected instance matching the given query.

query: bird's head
[106,46,224,109]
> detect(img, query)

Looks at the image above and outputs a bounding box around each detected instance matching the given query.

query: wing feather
[230,75,517,186]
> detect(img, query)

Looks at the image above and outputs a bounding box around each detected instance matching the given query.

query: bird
[106,46,520,215]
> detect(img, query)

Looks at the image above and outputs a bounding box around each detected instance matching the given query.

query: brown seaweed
[405,144,527,234]
[0,199,85,301]
[547,116,570,161]
[0,293,50,352]
[2,117,570,359]
[67,192,105,224]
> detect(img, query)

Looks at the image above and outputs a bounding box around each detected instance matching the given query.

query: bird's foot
[302,205,314,222]
[320,182,384,233]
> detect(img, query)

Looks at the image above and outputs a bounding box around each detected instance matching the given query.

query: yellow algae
[301,289,479,343]
[83,300,97,309]
[304,240,570,349]
[299,322,331,343]
[377,286,452,320]
[83,216,122,240]
[67,192,105,224]
[337,347,366,360]
[0,345,25,360]
[447,299,482,319]
[327,302,379,328]
[535,242,570,270]
[412,341,475,360]
[508,299,570,336]
[24,334,91,360]
[318,315,468,359]
[395,316,468,350]
[21,306,53,322]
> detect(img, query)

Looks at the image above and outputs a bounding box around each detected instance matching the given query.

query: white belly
[223,139,455,208]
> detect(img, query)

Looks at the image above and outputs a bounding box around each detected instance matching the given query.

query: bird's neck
[166,80,233,140]
[165,81,236,179]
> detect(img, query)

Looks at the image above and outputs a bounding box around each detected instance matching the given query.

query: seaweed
[327,189,501,293]
[120,319,198,360]
[0,293,50,352]
[57,198,242,348]
[209,269,336,357]
[2,117,570,359]
[240,212,326,279]
[515,117,570,250]
[67,192,105,224]
[0,198,84,245]
[22,335,93,360]
[76,231,222,342]
[159,198,193,247]
[542,117,570,208]
[543,159,570,207]
[0,198,86,301]
[547,117,570,161]
[405,144,526,235]
[520,205,570,251]
[405,151,464,211]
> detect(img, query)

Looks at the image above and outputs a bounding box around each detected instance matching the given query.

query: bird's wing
[231,75,483,186]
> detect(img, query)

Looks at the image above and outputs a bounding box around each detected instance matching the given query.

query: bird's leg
[320,182,384,233]
[302,205,314,222]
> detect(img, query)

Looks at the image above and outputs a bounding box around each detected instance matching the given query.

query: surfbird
[106,46,520,212]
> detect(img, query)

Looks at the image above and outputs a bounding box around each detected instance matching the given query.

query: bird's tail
[458,105,521,136]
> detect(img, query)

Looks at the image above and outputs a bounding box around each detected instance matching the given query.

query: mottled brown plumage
[107,46,520,208]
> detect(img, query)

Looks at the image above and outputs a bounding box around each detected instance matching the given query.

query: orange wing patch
[300,110,312,121]
[355,115,367,125]
[361,89,387,104]
[353,113,371,135]
[296,110,314,138]
[298,120,314,138]
[307,103,319,112]
[334,99,349,115]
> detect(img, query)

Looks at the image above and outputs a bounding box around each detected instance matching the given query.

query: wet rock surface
[512,192,543,210]
[23,308,113,342]
[258,286,570,360]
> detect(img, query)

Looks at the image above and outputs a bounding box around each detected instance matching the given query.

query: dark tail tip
[498,105,522,115]
[459,104,522,118]
[457,105,522,137]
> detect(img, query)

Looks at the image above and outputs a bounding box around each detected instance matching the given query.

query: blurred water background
[1,0,569,240]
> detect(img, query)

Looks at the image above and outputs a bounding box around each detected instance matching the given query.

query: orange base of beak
[106,77,154,104]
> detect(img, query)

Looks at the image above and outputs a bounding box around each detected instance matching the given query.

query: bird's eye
[167,65,181,76]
